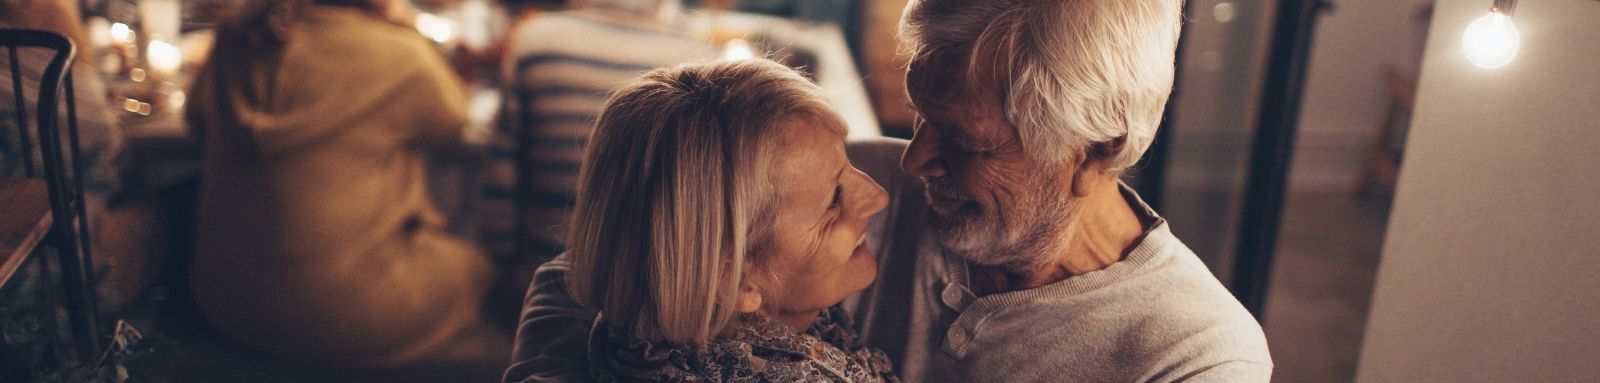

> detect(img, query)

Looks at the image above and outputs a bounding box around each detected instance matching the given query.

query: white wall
[1356,1,1600,382]
[1291,0,1430,192]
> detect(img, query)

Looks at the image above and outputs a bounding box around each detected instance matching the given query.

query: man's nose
[901,127,949,178]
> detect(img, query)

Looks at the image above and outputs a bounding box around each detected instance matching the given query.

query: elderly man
[503,0,1271,381]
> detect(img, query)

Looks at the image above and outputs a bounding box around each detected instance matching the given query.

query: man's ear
[1087,136,1126,164]
[1070,137,1126,196]
[735,284,762,313]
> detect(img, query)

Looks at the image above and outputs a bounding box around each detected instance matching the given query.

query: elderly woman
[563,59,898,381]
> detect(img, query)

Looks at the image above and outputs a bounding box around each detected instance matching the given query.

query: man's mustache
[923,176,964,201]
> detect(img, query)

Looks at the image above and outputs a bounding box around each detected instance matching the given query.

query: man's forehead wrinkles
[908,81,963,116]
[908,58,971,104]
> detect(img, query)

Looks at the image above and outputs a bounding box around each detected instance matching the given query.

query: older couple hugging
[508,0,1271,381]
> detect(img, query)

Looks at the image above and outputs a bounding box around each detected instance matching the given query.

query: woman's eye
[829,185,843,209]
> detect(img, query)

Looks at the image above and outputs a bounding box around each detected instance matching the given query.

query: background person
[185,0,499,370]
[477,0,715,323]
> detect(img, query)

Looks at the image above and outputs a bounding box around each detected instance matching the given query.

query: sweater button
[941,283,971,310]
[946,326,968,345]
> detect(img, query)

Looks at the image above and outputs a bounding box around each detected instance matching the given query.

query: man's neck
[972,179,1146,294]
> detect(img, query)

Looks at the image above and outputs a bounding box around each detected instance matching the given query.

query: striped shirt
[482,10,715,264]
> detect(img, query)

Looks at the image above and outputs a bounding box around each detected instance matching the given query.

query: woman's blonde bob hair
[568,59,840,344]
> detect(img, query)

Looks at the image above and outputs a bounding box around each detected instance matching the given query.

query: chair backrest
[1,28,101,362]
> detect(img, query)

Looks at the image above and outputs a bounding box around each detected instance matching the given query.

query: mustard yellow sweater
[187,5,488,367]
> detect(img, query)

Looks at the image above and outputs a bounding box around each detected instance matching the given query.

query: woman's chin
[846,243,879,289]
[850,242,873,260]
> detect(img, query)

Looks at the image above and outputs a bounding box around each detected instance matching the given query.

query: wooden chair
[1,28,102,362]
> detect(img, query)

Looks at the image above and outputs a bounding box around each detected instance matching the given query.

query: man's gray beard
[925,172,1080,274]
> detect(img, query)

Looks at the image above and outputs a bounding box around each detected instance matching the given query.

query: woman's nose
[901,127,949,178]
[850,169,889,220]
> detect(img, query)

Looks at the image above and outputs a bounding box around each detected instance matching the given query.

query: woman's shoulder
[585,316,708,382]
[810,307,902,382]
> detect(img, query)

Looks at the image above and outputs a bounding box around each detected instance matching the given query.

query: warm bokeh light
[110,22,134,44]
[1462,11,1520,69]
[721,38,756,60]
[169,90,187,109]
[87,17,112,48]
[415,13,456,44]
[147,40,182,77]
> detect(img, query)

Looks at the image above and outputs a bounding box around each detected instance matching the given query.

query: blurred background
[2,0,1596,381]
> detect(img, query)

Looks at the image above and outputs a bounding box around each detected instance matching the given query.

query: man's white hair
[900,0,1184,172]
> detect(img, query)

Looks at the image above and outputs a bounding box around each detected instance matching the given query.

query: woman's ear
[735,284,762,313]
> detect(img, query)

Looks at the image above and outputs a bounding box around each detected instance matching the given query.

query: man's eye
[939,137,980,155]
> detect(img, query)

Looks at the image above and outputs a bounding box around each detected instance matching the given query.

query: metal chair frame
[2,28,102,361]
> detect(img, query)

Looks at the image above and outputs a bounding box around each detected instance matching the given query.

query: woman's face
[749,117,889,327]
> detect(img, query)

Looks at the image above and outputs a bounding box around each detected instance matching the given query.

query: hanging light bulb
[1461,0,1520,69]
